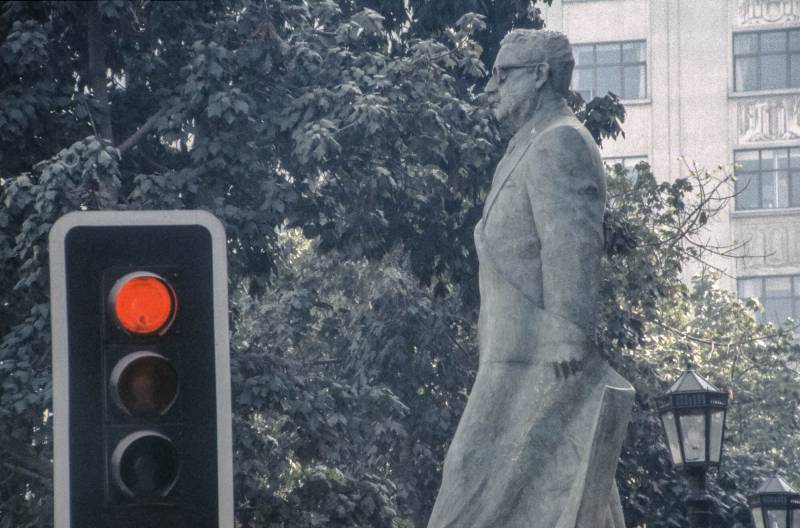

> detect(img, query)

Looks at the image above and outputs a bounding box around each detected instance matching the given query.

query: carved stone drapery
[735,215,800,272]
[737,0,800,26]
[737,96,800,143]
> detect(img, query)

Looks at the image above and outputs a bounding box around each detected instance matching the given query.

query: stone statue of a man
[427,29,635,528]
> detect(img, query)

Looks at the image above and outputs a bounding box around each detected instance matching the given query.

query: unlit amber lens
[111,353,179,417]
[114,275,174,334]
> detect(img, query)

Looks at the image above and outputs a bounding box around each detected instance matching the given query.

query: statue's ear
[533,62,550,90]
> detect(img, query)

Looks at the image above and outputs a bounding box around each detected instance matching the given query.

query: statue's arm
[524,125,605,338]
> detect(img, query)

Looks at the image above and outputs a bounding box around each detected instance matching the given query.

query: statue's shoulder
[530,116,595,156]
[521,116,604,188]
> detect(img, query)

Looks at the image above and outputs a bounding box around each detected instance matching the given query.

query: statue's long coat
[427,100,635,528]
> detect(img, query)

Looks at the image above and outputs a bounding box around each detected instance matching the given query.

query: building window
[733,28,800,92]
[604,155,648,180]
[572,41,647,101]
[738,275,800,328]
[734,147,800,210]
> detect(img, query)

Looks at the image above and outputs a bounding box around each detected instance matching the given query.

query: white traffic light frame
[49,210,233,528]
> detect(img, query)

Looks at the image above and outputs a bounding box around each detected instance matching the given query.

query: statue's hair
[500,29,574,96]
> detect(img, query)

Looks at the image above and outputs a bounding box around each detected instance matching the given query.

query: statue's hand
[547,344,599,380]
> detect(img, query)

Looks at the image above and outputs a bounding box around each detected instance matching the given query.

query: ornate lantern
[657,368,729,468]
[750,476,800,528]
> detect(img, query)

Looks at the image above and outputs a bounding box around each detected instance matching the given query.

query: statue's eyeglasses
[491,62,546,84]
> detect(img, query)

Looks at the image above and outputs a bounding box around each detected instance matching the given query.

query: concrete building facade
[542,0,800,329]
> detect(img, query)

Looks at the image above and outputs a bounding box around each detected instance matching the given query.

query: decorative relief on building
[735,217,800,273]
[737,0,800,26]
[737,96,800,143]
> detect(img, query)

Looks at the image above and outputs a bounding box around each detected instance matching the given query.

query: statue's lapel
[482,103,573,224]
[482,138,535,222]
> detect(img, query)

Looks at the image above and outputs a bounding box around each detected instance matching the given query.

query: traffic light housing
[49,211,233,528]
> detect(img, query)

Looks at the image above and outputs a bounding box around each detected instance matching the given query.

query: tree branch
[0,461,52,490]
[646,316,798,348]
[117,108,167,153]
[87,2,113,142]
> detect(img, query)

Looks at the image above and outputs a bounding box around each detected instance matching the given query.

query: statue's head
[486,29,574,124]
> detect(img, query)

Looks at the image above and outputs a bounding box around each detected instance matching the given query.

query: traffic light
[49,210,233,528]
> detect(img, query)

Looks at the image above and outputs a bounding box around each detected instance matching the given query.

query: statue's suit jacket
[427,99,634,528]
[480,99,605,354]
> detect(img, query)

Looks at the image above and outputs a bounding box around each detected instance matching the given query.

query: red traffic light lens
[111,272,176,334]
[110,352,178,417]
[111,431,179,498]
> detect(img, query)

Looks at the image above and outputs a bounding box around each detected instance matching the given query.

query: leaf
[233,99,249,114]
[208,101,223,118]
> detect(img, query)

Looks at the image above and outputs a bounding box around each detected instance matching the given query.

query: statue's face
[485,44,547,124]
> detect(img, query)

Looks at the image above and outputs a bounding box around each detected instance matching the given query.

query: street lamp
[658,367,729,527]
[749,476,800,528]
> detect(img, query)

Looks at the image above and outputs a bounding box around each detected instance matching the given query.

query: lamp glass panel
[679,413,707,462]
[753,507,765,528]
[767,509,788,528]
[792,510,800,528]
[661,411,683,464]
[709,410,725,462]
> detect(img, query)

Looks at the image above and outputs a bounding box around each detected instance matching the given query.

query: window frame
[738,275,800,328]
[733,27,800,92]
[733,146,800,210]
[572,40,648,101]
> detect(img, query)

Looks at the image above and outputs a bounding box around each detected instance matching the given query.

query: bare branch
[117,108,167,153]
[646,315,798,349]
[87,3,113,142]
[0,462,52,490]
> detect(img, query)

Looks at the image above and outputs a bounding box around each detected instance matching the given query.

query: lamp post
[749,476,800,528]
[658,367,729,528]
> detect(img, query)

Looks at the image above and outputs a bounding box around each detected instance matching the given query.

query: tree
[0,1,555,525]
[2,1,796,528]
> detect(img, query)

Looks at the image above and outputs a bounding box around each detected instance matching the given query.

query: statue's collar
[508,98,571,150]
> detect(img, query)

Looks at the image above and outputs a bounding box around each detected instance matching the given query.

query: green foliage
[1,1,797,528]
[603,163,800,527]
